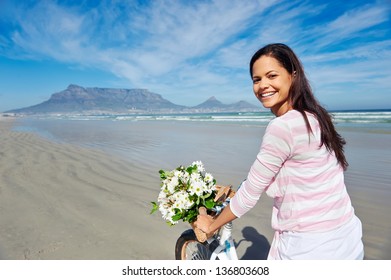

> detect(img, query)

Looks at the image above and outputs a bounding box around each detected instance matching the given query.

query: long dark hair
[250,43,348,170]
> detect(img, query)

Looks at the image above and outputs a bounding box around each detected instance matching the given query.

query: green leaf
[188,216,197,223]
[150,202,158,215]
[204,198,215,209]
[159,169,167,179]
[200,192,211,199]
[172,212,182,222]
[190,163,200,174]
[187,209,198,223]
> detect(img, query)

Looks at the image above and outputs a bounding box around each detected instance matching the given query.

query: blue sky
[0,0,390,112]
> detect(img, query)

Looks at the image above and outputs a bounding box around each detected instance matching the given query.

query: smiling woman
[195,43,364,260]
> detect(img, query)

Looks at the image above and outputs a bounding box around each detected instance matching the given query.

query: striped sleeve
[230,117,292,218]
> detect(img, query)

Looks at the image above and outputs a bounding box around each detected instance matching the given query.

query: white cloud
[2,0,390,109]
[308,4,390,49]
[328,5,388,34]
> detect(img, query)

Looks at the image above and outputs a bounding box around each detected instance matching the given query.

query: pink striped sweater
[230,110,354,233]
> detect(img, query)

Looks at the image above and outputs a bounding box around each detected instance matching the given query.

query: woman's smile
[260,91,277,98]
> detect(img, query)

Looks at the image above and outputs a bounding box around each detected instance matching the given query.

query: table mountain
[6,84,258,114]
[8,84,184,114]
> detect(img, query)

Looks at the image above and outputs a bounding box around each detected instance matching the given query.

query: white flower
[167,176,179,194]
[189,180,206,196]
[190,172,201,182]
[159,203,170,219]
[161,178,170,190]
[192,161,205,172]
[163,206,178,225]
[204,172,213,183]
[157,191,168,203]
[173,190,193,210]
[180,171,189,182]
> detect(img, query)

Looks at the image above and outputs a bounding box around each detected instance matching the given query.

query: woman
[195,43,364,259]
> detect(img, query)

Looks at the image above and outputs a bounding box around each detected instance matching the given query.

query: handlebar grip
[198,207,207,215]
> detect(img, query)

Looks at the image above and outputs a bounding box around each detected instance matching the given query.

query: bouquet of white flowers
[150,161,222,226]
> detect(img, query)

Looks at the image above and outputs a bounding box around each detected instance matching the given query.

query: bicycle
[175,186,238,260]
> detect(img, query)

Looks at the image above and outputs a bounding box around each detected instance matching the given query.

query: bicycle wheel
[175,229,214,260]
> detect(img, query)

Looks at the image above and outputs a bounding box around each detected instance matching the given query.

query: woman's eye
[267,74,277,79]
[252,78,260,84]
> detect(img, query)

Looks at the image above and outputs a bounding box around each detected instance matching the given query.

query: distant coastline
[4,84,391,117]
[4,84,259,115]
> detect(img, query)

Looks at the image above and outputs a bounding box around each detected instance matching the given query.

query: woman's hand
[194,207,214,234]
[195,204,238,235]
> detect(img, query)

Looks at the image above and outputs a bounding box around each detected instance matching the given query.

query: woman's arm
[195,116,292,234]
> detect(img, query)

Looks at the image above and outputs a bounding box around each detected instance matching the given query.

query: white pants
[268,215,364,260]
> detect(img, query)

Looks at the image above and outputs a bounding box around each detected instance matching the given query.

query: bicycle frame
[208,222,238,260]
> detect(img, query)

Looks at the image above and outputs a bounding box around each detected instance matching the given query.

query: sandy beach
[0,116,390,260]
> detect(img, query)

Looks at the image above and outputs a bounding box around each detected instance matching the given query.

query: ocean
[14,109,391,124]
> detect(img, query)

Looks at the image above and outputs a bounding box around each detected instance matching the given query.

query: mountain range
[6,84,258,114]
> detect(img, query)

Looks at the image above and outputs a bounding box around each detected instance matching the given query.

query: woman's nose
[257,80,269,90]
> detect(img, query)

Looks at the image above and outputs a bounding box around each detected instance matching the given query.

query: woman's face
[251,55,293,116]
